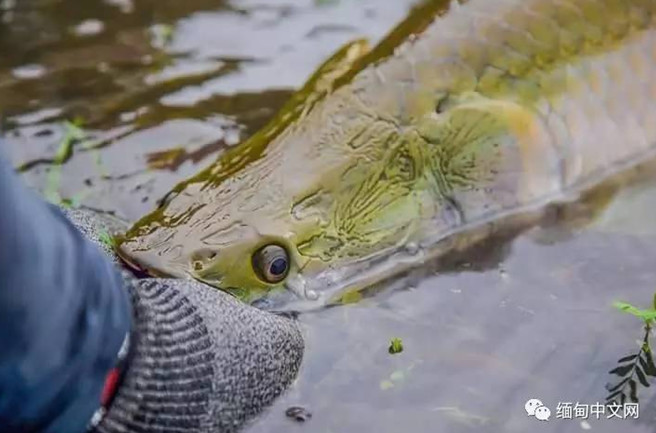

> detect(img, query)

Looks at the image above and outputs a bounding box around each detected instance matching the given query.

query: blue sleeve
[0,155,132,433]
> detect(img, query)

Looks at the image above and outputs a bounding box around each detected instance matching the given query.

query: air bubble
[405,242,419,255]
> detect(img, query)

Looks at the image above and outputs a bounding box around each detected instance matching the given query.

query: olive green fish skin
[119,0,656,309]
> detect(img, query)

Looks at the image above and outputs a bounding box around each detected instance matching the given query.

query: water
[3,1,656,432]
[2,0,418,219]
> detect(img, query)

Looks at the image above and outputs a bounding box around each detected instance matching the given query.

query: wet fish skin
[118,0,656,309]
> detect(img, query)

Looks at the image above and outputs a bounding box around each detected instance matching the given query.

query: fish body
[118,0,656,309]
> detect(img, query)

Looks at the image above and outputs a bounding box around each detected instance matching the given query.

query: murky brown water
[3,1,656,432]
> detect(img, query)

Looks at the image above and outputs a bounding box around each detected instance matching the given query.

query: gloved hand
[0,151,303,433]
[66,209,305,433]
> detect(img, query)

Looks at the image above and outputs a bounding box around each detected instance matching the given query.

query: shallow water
[3,1,656,432]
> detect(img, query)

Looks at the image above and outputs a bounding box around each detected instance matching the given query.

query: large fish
[117,0,656,310]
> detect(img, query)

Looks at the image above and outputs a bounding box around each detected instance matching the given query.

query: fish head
[116,91,426,310]
[117,87,558,311]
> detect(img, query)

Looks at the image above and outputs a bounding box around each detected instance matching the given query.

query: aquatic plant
[606,298,656,405]
[45,119,86,205]
[388,337,404,355]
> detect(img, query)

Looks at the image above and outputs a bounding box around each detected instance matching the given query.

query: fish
[117,0,656,310]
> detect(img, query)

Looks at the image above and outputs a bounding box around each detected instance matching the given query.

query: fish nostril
[190,249,218,271]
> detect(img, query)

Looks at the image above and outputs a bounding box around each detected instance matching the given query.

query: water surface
[3,1,656,432]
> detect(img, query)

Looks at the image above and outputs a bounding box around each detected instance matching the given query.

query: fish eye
[252,244,289,284]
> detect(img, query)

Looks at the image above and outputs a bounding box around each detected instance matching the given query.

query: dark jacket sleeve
[0,155,132,433]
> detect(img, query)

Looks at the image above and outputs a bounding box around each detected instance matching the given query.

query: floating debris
[388,337,404,355]
[285,406,312,422]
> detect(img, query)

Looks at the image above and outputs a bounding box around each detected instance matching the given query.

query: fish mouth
[118,232,430,313]
[117,237,325,308]
[116,238,192,279]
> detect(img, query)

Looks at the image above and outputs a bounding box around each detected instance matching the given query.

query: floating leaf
[388,337,404,355]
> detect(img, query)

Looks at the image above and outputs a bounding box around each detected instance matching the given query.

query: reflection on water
[2,0,418,219]
[3,1,656,433]
[248,188,656,433]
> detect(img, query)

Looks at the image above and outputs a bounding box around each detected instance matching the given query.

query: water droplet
[224,129,241,146]
[405,242,419,255]
[305,289,319,300]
